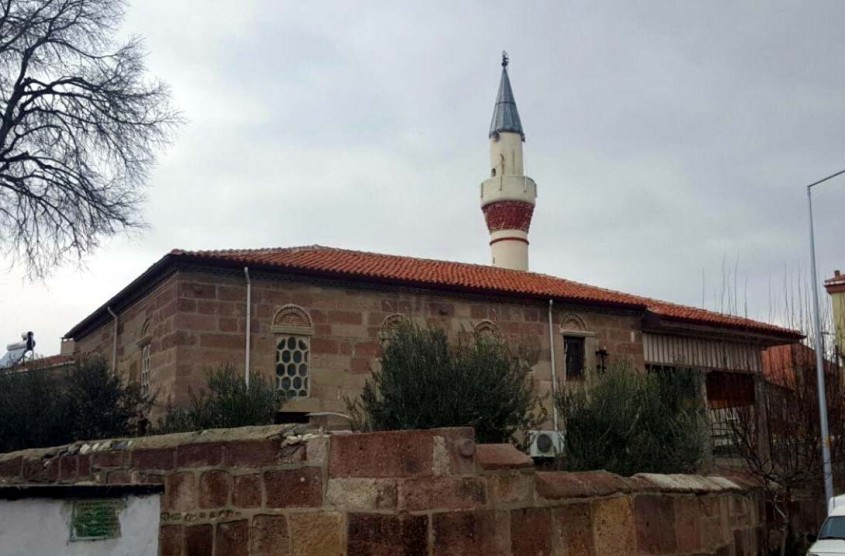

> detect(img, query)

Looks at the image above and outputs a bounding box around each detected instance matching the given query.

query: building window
[474,319,501,339]
[564,336,585,379]
[276,336,310,398]
[140,344,151,399]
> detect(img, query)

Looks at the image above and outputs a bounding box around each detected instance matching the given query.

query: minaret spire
[479,53,537,271]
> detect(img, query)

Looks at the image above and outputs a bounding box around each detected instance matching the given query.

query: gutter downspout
[244,267,251,388]
[106,306,118,372]
[548,299,559,432]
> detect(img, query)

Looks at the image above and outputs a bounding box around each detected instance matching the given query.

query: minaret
[480,52,537,271]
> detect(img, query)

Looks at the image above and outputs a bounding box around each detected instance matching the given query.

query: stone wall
[0,426,761,555]
[74,269,645,420]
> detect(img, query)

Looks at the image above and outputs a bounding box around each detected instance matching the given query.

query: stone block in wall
[536,470,632,500]
[592,496,635,555]
[251,515,290,556]
[22,456,58,482]
[329,429,436,478]
[132,448,176,471]
[264,467,323,508]
[165,471,197,513]
[224,439,286,467]
[176,442,225,467]
[326,478,397,511]
[199,470,230,509]
[552,502,592,556]
[348,513,428,556]
[634,494,677,554]
[674,496,703,553]
[432,428,476,476]
[398,476,486,512]
[0,455,22,480]
[510,507,552,556]
[432,510,509,556]
[487,471,535,505]
[159,524,183,556]
[58,455,78,481]
[700,495,729,551]
[185,523,213,556]
[91,450,124,470]
[216,519,249,556]
[289,512,342,556]
[233,474,262,508]
[475,443,533,471]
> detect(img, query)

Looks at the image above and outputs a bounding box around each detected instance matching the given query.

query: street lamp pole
[806,168,845,509]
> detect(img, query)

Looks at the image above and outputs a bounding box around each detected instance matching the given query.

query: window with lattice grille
[140,344,151,399]
[276,336,310,397]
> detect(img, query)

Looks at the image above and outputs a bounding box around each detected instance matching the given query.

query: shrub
[556,364,705,476]
[155,366,281,433]
[0,357,150,452]
[346,322,545,444]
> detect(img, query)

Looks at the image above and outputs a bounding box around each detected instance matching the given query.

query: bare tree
[0,0,180,277]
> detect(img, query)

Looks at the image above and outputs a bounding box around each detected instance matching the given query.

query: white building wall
[0,494,160,556]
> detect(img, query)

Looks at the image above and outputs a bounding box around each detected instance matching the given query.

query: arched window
[378,314,408,344]
[272,305,312,398]
[474,319,501,339]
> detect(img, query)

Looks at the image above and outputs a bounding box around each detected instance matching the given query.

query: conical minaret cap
[488,52,524,139]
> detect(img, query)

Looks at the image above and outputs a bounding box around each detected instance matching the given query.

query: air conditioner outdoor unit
[528,429,564,458]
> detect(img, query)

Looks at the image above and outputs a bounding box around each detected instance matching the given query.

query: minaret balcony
[480,175,537,208]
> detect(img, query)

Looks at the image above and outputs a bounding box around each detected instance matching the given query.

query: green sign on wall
[70,499,123,541]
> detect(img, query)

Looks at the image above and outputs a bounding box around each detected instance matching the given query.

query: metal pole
[807,175,841,508]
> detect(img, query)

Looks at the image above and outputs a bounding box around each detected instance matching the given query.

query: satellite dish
[0,331,36,370]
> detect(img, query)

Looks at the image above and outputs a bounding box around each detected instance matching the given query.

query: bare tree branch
[0,0,180,277]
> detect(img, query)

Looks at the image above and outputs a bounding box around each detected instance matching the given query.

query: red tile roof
[170,245,801,339]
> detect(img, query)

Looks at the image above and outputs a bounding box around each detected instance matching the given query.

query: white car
[808,495,845,555]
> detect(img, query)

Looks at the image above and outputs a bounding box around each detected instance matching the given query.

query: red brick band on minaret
[489,236,529,245]
[482,201,535,233]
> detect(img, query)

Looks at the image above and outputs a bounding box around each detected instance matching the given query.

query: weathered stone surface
[252,515,290,556]
[329,429,435,478]
[185,523,213,556]
[326,477,397,510]
[536,471,631,500]
[476,444,533,471]
[348,512,428,555]
[176,442,224,467]
[398,476,486,511]
[216,519,249,556]
[432,510,508,556]
[488,471,535,505]
[553,502,593,556]
[159,524,183,556]
[675,496,702,553]
[634,494,677,554]
[633,473,723,493]
[433,428,476,476]
[199,469,229,508]
[233,474,262,508]
[510,507,551,556]
[165,472,196,512]
[265,467,322,508]
[132,448,175,471]
[592,496,635,555]
[225,439,282,467]
[289,512,342,556]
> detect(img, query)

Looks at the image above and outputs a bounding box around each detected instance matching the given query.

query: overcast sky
[3,0,845,356]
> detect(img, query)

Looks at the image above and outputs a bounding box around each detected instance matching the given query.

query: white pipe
[106,306,118,372]
[548,299,559,432]
[244,267,252,388]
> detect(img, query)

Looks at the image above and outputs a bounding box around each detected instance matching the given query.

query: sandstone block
[165,472,197,513]
[264,467,322,508]
[348,512,428,556]
[674,495,703,553]
[252,514,290,556]
[58,455,78,481]
[91,451,124,469]
[289,512,342,556]
[329,429,435,478]
[233,474,262,508]
[185,523,213,556]
[476,443,532,471]
[216,519,249,556]
[199,470,229,509]
[224,439,280,467]
[0,456,21,479]
[634,494,677,554]
[488,471,535,505]
[177,442,224,467]
[432,510,508,556]
[159,524,183,556]
[326,478,397,510]
[553,503,593,556]
[398,476,486,512]
[592,496,635,555]
[510,507,551,556]
[132,448,175,471]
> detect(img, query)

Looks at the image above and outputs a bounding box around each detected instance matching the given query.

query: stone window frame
[378,313,408,344]
[272,305,313,398]
[135,318,152,397]
[559,313,596,381]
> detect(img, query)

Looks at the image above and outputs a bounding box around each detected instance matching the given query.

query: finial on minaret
[480,54,537,271]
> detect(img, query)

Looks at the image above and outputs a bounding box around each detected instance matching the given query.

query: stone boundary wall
[0,426,762,555]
